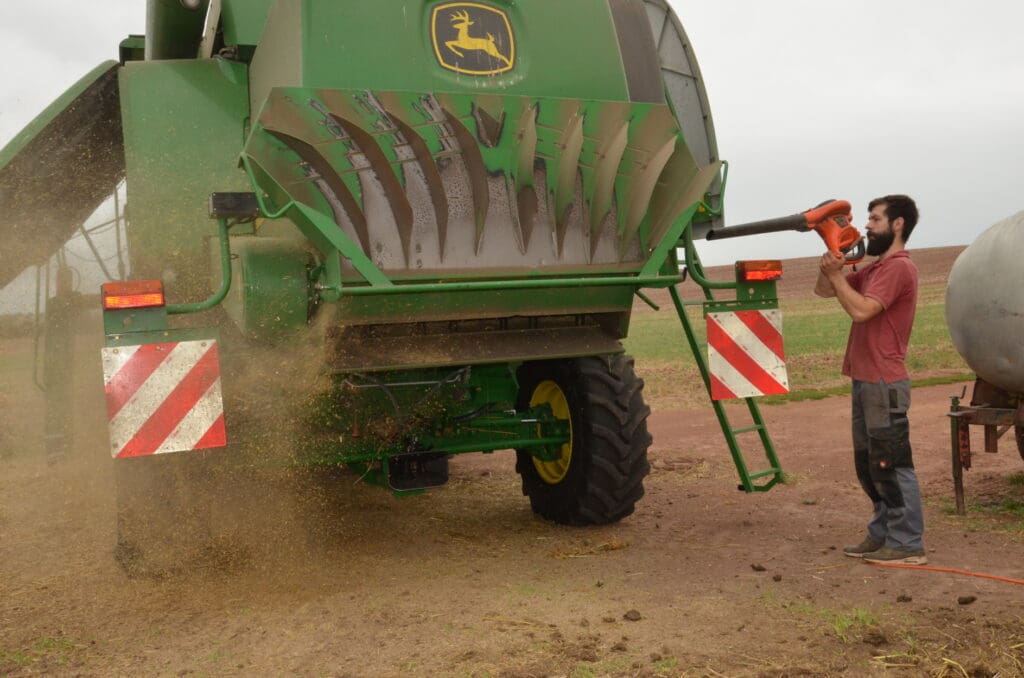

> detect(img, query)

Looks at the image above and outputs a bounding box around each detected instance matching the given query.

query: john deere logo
[431,2,515,76]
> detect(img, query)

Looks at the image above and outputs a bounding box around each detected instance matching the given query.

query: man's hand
[820,252,884,322]
[819,251,845,278]
[814,251,843,297]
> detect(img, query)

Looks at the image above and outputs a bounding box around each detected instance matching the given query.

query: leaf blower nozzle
[705,198,864,265]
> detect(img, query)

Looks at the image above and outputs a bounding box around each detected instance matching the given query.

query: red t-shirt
[841,250,918,383]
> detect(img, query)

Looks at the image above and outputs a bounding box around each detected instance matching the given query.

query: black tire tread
[515,354,651,526]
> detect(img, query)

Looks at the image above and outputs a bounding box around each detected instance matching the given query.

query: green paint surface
[119,59,251,300]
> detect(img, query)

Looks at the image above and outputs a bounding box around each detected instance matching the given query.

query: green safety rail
[670,224,784,492]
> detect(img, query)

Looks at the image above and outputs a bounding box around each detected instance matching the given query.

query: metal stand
[947,390,1024,515]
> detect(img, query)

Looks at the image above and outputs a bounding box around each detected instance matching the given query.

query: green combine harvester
[0,0,792,574]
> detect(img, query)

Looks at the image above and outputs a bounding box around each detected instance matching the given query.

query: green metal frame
[299,363,571,492]
[0,61,119,170]
[99,218,233,336]
[167,218,234,315]
[237,152,705,299]
[9,0,788,502]
[669,223,784,492]
[121,159,785,494]
[304,406,571,466]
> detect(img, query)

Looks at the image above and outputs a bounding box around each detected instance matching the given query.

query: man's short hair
[869,194,918,242]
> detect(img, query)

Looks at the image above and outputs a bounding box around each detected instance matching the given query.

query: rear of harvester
[0,0,729,571]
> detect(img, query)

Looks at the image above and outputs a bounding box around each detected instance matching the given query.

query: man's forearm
[829,273,883,322]
[814,271,836,298]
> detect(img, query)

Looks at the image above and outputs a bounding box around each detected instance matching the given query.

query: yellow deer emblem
[431,3,515,75]
[445,10,512,67]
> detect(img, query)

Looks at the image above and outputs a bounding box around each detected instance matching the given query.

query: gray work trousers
[851,379,925,551]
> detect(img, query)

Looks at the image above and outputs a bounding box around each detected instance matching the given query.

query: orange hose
[866,561,1024,585]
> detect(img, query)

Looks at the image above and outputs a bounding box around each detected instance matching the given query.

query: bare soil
[3,245,1024,678]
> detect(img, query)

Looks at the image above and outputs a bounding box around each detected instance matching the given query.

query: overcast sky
[1,1,1022,267]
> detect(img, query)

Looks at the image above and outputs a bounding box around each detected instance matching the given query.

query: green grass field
[623,282,972,410]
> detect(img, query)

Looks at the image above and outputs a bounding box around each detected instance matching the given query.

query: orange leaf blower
[706,199,865,265]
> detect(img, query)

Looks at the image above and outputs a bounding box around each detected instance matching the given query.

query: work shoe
[842,538,883,558]
[863,547,927,565]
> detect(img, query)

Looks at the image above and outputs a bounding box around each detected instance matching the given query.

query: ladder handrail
[670,228,784,492]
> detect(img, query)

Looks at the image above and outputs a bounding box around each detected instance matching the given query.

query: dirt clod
[623,609,642,621]
[958,595,978,605]
[862,630,887,646]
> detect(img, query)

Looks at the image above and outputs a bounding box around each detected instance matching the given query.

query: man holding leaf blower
[815,195,925,565]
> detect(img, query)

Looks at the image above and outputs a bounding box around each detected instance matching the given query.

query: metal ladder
[669,234,784,492]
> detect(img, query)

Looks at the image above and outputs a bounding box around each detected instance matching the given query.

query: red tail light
[736,260,783,283]
[102,280,166,310]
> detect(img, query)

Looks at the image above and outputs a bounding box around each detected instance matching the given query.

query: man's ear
[892,216,905,239]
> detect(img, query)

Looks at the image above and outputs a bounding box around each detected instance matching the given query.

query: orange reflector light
[102,280,166,310]
[736,260,783,283]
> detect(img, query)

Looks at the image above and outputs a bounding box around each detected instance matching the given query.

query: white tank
[945,210,1024,395]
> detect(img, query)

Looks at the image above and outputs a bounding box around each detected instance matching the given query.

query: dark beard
[866,230,895,256]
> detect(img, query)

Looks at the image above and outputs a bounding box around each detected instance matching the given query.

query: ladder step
[669,285,783,494]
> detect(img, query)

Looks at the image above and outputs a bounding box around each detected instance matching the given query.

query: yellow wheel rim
[529,380,573,484]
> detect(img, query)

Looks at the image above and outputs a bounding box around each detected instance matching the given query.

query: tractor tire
[1016,425,1024,463]
[515,355,651,525]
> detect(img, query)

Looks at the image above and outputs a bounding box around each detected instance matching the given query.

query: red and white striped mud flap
[101,339,227,459]
[706,309,789,400]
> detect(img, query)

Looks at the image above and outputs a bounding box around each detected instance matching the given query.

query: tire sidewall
[516,360,593,516]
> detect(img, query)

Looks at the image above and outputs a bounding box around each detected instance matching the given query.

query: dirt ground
[2,246,1023,677]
